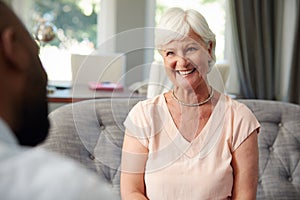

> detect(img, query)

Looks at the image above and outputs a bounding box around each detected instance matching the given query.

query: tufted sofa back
[40,98,300,199]
[238,100,300,199]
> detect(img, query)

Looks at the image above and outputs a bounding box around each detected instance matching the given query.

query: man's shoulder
[0,147,119,200]
[10,147,100,184]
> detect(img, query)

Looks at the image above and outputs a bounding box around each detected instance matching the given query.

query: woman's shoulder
[222,94,259,124]
[222,94,250,111]
[128,93,166,116]
[136,93,166,107]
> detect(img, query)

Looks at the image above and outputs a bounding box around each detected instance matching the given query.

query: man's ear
[1,27,28,71]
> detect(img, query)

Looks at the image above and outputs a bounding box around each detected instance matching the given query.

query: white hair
[155,7,216,69]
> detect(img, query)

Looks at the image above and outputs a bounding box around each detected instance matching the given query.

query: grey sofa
[40,98,300,199]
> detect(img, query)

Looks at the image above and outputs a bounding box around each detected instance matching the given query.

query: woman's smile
[177,68,196,77]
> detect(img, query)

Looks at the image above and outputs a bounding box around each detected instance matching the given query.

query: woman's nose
[175,55,189,68]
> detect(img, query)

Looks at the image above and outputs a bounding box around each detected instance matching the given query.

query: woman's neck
[173,83,212,105]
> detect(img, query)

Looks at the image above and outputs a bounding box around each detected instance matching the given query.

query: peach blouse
[124,94,260,200]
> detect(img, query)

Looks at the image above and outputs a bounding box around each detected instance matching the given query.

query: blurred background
[4,0,300,103]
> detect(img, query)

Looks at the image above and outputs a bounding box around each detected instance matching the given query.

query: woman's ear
[1,26,28,71]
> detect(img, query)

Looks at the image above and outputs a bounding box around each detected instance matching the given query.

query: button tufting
[258,179,262,184]
[268,146,273,152]
[99,124,105,130]
[89,154,95,160]
[288,177,293,182]
[278,122,283,127]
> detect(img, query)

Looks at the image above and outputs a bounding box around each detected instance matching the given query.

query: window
[29,0,101,81]
[10,0,226,84]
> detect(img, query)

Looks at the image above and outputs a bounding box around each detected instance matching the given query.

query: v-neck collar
[161,93,227,159]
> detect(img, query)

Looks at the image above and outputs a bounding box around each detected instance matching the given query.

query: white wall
[97,0,156,86]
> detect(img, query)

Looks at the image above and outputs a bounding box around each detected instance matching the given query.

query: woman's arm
[231,130,259,200]
[120,130,149,200]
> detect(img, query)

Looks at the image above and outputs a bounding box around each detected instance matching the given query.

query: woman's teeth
[177,68,196,76]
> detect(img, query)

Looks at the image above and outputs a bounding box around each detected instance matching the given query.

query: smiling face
[160,30,212,92]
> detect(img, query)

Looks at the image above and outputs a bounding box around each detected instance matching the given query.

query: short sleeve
[231,102,260,151]
[123,101,150,147]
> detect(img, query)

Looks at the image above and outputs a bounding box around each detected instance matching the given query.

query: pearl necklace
[172,86,214,107]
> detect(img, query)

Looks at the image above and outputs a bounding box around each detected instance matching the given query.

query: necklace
[172,86,214,107]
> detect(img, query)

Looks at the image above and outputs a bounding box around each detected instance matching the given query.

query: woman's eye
[166,51,174,56]
[187,47,197,52]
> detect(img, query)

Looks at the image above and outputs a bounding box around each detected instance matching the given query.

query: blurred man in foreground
[0,1,118,199]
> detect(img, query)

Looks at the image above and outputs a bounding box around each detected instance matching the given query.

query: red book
[89,82,123,91]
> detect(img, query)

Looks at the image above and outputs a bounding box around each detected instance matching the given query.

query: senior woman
[121,7,260,200]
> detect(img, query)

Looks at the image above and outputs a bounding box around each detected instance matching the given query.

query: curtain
[228,0,299,103]
[288,1,300,104]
